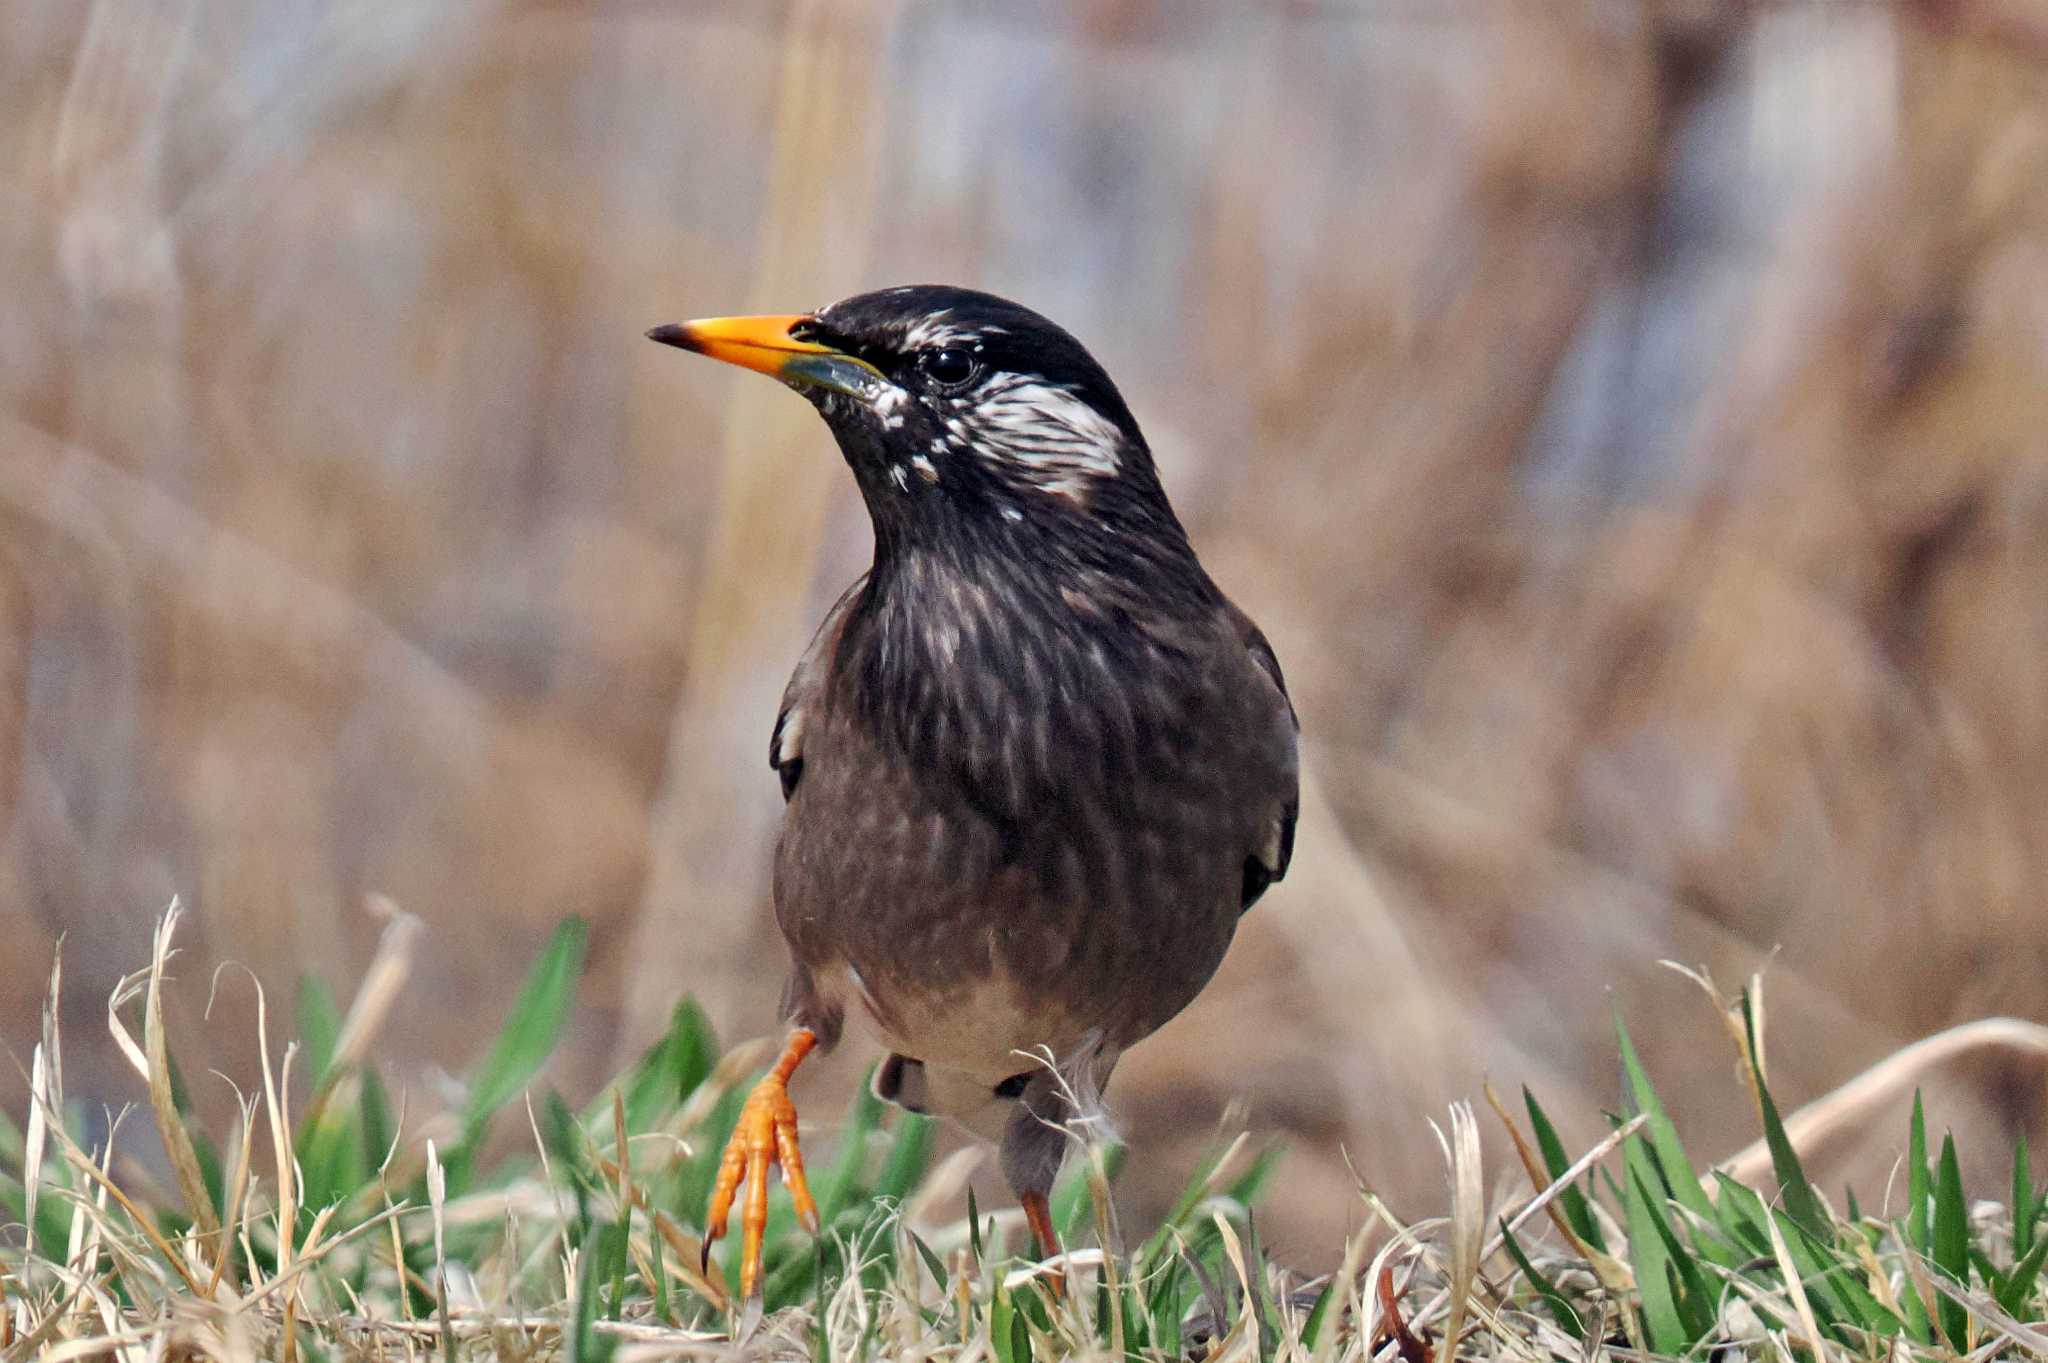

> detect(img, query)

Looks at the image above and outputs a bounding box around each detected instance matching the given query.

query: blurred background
[5,0,2048,1265]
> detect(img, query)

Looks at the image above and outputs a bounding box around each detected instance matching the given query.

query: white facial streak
[900,310,1006,350]
[872,380,912,430]
[964,377,1125,496]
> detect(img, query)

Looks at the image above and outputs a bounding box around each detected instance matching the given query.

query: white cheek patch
[969,378,1126,497]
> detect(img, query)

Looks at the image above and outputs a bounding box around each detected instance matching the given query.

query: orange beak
[646,314,885,400]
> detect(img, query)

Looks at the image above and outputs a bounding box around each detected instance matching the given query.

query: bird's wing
[770,574,869,801]
[1232,605,1299,910]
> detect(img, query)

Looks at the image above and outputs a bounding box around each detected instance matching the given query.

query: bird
[646,286,1298,1300]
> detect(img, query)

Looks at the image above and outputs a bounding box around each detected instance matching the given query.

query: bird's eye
[921,347,979,388]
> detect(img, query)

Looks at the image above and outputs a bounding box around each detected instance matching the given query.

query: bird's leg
[1003,1069,1082,1297]
[704,1028,820,1298]
[1019,1186,1056,1260]
[1020,1188,1060,1261]
[1018,1189,1067,1298]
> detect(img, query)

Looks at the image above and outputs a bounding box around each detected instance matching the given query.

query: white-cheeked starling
[647,286,1299,1298]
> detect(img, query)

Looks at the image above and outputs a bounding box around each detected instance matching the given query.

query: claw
[704,1029,819,1299]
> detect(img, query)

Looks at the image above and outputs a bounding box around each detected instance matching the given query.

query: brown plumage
[647,286,1298,1297]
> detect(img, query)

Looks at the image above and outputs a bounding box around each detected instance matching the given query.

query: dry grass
[5,0,2048,1271]
[6,905,2048,1362]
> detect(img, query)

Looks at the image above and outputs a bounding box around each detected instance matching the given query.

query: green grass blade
[360,1068,393,1171]
[1139,1130,1243,1266]
[1714,1176,1888,1342]
[1630,1162,1715,1341]
[1146,1249,1189,1355]
[601,1217,632,1321]
[1741,994,1826,1237]
[1907,1091,1932,1252]
[1239,1215,1268,1363]
[539,1089,599,1224]
[597,998,719,1134]
[1225,1144,1283,1210]
[1774,1209,1896,1339]
[990,1288,1015,1363]
[1711,1172,1774,1258]
[1897,1269,1933,1343]
[814,1070,883,1230]
[2016,1130,2035,1260]
[1971,1244,2003,1294]
[1298,1274,1340,1351]
[295,1110,361,1216]
[1615,1016,1718,1231]
[910,1228,948,1291]
[762,1210,840,1310]
[1622,1163,1687,1353]
[1524,1087,1604,1252]
[648,1214,670,1325]
[462,918,589,1137]
[296,975,343,1087]
[160,1049,227,1219]
[1933,1133,1970,1348]
[677,1085,745,1230]
[1997,1227,2048,1317]
[991,1285,1033,1363]
[1896,1090,1934,1342]
[565,1215,618,1363]
[873,1110,935,1203]
[1012,1290,1038,1363]
[1120,1279,1152,1355]
[811,1232,830,1363]
[1053,1141,1127,1244]
[294,981,368,1214]
[1501,1220,1584,1340]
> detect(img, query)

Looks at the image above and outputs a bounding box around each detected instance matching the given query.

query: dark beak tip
[645,323,689,348]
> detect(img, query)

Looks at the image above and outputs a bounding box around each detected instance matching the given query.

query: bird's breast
[773,618,1278,1051]
[807,955,1082,1087]
[771,555,1294,1058]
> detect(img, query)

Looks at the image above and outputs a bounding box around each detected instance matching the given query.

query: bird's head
[649,286,1185,557]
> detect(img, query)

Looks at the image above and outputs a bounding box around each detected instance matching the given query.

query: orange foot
[704,1028,820,1298]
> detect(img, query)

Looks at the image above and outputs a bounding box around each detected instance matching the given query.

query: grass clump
[3,906,2047,1362]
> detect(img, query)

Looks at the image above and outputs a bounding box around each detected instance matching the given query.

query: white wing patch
[1256,814,1286,873]
[774,704,805,769]
[967,377,1125,496]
